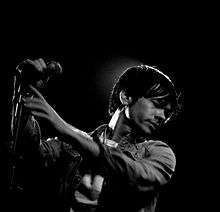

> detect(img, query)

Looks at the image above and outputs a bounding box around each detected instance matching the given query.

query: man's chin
[139,124,162,138]
[130,121,158,137]
[136,125,153,137]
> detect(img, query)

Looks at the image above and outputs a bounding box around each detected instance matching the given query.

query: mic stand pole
[9,68,25,192]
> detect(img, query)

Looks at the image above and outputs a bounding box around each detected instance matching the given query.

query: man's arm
[23,85,101,160]
[21,115,63,164]
[23,86,176,190]
[94,138,176,192]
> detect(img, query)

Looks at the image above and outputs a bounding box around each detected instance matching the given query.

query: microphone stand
[9,61,57,192]
[9,67,27,192]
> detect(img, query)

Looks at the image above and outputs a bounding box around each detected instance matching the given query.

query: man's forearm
[61,123,100,159]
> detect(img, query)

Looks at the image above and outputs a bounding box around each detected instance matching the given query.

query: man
[19,58,179,212]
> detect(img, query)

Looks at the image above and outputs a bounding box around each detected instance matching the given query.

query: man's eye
[152,99,170,109]
[152,99,161,107]
[152,102,161,108]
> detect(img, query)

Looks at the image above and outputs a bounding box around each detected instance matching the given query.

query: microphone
[16,59,63,88]
[46,61,63,79]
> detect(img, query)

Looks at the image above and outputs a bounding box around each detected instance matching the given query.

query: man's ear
[119,91,132,106]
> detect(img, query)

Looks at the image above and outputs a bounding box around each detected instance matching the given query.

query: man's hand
[25,58,47,72]
[21,58,48,89]
[23,85,67,134]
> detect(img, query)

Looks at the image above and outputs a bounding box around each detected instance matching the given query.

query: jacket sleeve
[39,137,63,168]
[39,137,81,166]
[95,137,176,192]
[22,115,71,167]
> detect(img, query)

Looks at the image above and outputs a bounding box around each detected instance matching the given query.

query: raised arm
[23,85,101,159]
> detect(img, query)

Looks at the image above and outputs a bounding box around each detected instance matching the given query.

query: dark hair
[109,65,180,122]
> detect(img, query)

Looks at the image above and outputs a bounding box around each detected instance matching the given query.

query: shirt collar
[108,108,121,131]
[107,109,146,144]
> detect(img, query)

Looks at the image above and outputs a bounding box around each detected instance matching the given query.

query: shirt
[19,116,176,212]
[86,124,176,212]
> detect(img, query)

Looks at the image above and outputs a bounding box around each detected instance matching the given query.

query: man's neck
[109,109,134,143]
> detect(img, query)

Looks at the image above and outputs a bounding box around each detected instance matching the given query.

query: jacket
[16,117,176,212]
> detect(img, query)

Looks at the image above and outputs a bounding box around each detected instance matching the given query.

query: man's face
[127,96,171,135]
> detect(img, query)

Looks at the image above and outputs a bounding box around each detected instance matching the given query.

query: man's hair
[109,65,180,122]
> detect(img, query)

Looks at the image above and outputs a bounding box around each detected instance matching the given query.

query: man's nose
[154,109,166,122]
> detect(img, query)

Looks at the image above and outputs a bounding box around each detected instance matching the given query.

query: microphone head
[15,59,63,89]
[46,61,63,79]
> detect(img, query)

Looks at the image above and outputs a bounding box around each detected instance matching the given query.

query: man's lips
[145,120,159,128]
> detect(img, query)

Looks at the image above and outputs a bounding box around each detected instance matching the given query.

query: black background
[1,3,212,211]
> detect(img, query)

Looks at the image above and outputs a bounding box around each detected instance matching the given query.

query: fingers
[22,85,50,116]
[26,58,47,72]
[23,96,41,103]
[37,58,47,69]
[23,100,47,114]
[30,111,49,120]
[28,85,45,100]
